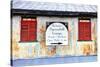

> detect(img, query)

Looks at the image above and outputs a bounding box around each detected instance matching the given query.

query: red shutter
[28,19,37,41]
[78,21,91,41]
[21,18,37,42]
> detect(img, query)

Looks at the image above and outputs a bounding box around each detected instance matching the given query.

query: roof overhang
[11,9,97,17]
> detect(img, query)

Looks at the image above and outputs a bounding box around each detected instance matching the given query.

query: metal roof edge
[11,9,97,17]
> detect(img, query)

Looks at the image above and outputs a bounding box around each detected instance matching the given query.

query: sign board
[46,22,68,46]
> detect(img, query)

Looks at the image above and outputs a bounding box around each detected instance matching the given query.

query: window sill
[77,40,92,42]
[19,40,38,43]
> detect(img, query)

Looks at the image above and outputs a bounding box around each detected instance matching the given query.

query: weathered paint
[12,16,97,60]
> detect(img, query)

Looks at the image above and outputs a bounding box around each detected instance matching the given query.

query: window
[78,18,91,41]
[20,17,37,42]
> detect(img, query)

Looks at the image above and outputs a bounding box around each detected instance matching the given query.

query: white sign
[46,22,68,46]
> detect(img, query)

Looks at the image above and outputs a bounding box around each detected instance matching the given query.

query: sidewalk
[11,55,97,66]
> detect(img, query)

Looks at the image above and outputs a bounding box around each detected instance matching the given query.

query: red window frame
[20,17,37,42]
[78,19,91,41]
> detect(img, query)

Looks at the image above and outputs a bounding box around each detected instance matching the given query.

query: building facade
[11,0,97,66]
